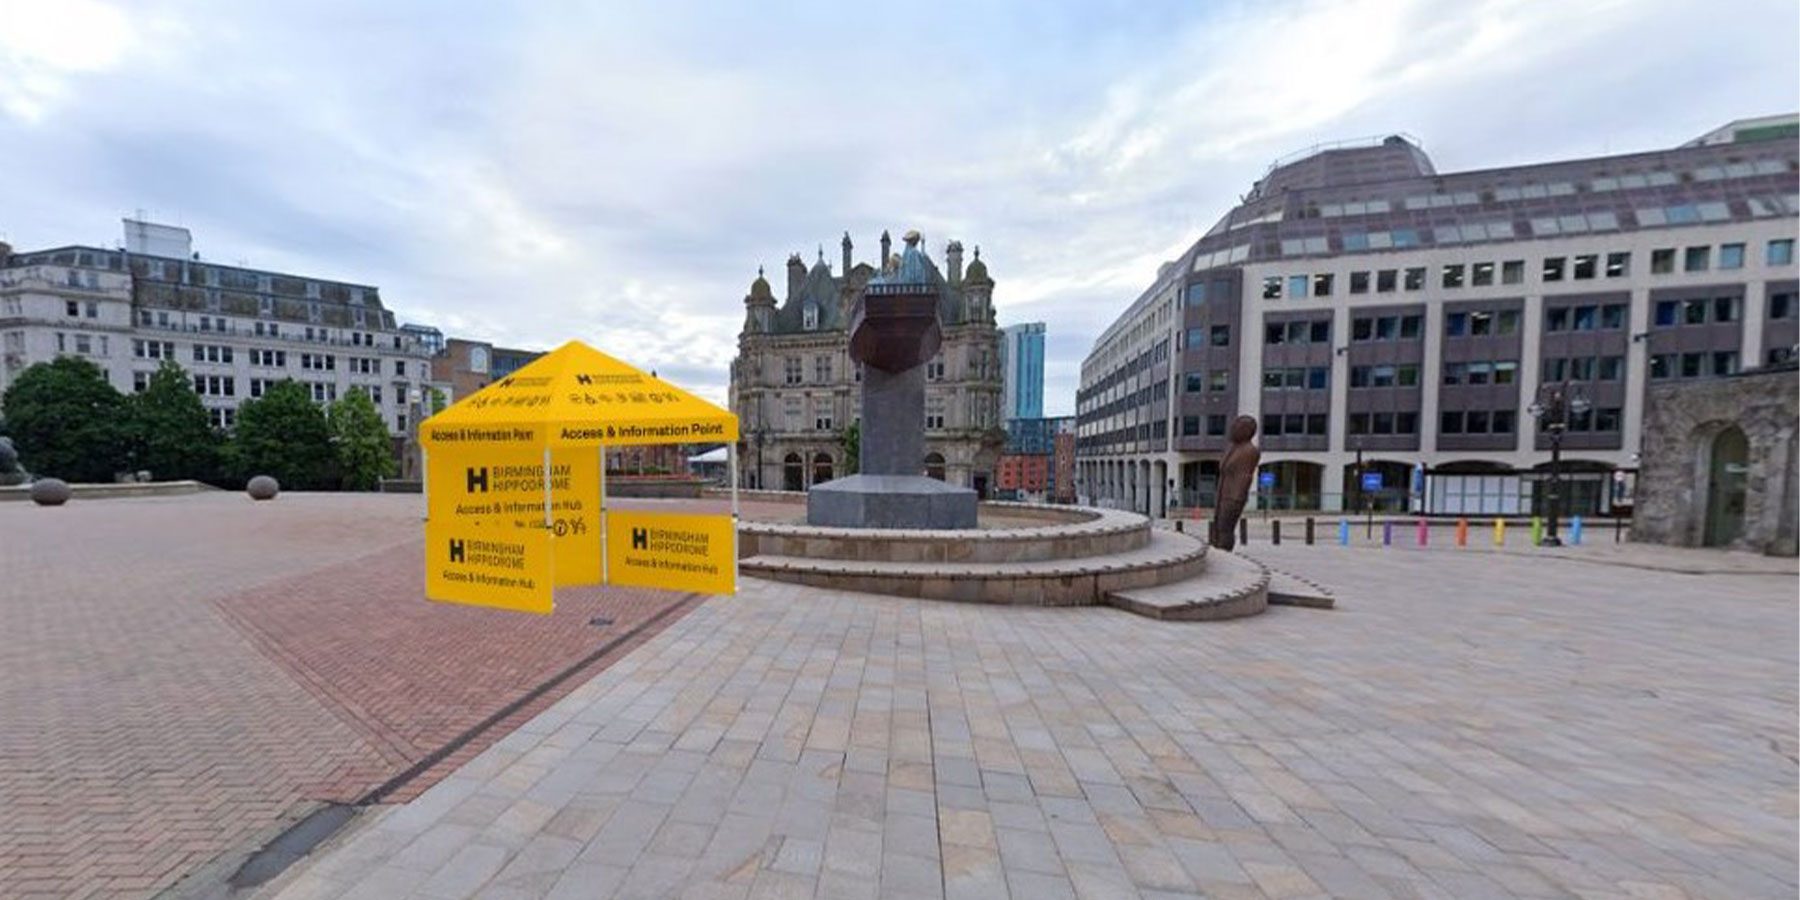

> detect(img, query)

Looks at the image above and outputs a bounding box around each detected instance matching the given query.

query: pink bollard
[1417,518,1428,547]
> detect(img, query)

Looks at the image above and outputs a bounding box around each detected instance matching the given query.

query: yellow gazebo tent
[419,340,739,614]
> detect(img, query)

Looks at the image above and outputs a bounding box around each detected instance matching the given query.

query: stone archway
[812,452,834,486]
[783,453,804,492]
[1701,425,1749,547]
[924,452,946,481]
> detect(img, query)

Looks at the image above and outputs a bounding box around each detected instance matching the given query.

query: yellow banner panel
[425,516,553,615]
[427,445,602,587]
[605,510,736,596]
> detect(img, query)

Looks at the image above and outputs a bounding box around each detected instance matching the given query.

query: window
[813,355,833,383]
[395,361,407,377]
[1680,352,1702,378]
[1185,328,1203,348]
[1654,301,1678,327]
[1684,246,1710,272]
[1307,367,1328,390]
[1396,412,1418,434]
[1543,257,1566,281]
[1376,269,1396,292]
[133,371,151,392]
[1446,312,1467,337]
[783,357,802,384]
[1312,273,1333,297]
[1287,275,1308,299]
[1466,361,1492,385]
[1264,323,1286,345]
[1184,373,1203,393]
[1649,354,1673,379]
[1605,252,1630,277]
[1469,311,1493,336]
[1573,255,1597,279]
[1651,248,1675,274]
[1352,318,1373,341]
[193,375,236,397]
[1771,292,1796,320]
[1769,238,1796,265]
[1399,314,1422,339]
[1180,416,1200,437]
[1186,283,1207,307]
[1719,243,1745,270]
[65,300,79,317]
[1471,262,1495,286]
[1571,306,1595,331]
[1404,267,1425,291]
[251,348,286,367]
[132,339,176,360]
[193,344,233,364]
[1210,325,1230,346]
[74,334,92,354]
[927,358,946,380]
[1348,413,1369,435]
[1684,300,1707,325]
[1206,415,1227,436]
[1371,413,1394,435]
[1209,370,1229,392]
[1440,411,1464,434]
[1712,351,1738,375]
[1442,264,1465,288]
[1493,361,1517,384]
[1492,410,1516,434]
[1263,277,1282,300]
[1375,316,1397,340]
[1600,304,1626,329]
[1598,356,1623,381]
[1713,296,1738,323]
[1466,410,1490,433]
[1542,358,1566,382]
[1349,271,1370,294]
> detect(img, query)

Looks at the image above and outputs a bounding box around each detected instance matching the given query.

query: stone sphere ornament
[247,475,280,501]
[29,477,71,506]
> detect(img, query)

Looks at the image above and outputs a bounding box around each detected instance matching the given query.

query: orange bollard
[1455,518,1468,547]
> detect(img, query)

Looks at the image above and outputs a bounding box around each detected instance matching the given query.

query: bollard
[1338,519,1350,545]
[1571,515,1583,545]
[1175,519,1184,534]
[1456,518,1468,547]
[1304,517,1315,545]
[1493,518,1505,546]
[1417,518,1428,547]
[1238,517,1249,546]
[1272,520,1281,545]
[1614,516,1623,543]
[1382,521,1392,546]
[1530,517,1543,546]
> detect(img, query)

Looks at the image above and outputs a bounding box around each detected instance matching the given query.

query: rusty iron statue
[1210,415,1261,550]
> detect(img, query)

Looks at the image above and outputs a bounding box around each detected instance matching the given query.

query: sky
[1,0,1795,415]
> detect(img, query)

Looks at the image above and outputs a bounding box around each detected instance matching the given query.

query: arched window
[783,453,804,492]
[924,452,946,481]
[812,452,834,485]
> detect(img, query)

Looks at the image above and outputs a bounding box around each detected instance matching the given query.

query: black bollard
[1175,519,1184,534]
[1615,516,1623,543]
[1238,517,1249,546]
[1304,516,1315,545]
[1272,520,1282,545]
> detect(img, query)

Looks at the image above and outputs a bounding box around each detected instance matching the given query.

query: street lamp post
[1528,381,1591,547]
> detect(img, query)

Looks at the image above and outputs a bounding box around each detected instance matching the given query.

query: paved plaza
[0,493,709,899]
[264,533,1796,899]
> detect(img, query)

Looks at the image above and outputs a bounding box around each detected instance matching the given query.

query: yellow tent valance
[420,340,738,448]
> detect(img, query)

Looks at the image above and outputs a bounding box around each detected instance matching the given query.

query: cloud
[0,0,1792,416]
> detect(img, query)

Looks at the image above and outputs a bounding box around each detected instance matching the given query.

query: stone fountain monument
[806,231,978,529]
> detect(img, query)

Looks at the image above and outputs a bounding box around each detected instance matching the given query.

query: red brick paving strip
[0,494,701,899]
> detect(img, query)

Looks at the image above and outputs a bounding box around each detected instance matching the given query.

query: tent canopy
[688,446,729,464]
[421,340,738,449]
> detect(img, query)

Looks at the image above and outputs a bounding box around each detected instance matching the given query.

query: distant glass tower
[1000,322,1046,420]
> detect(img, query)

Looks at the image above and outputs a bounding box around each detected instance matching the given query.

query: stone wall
[1633,366,1798,555]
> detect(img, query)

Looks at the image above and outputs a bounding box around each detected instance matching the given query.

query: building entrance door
[1703,426,1748,547]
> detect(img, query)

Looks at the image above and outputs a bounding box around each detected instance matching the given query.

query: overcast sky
[1,0,1795,414]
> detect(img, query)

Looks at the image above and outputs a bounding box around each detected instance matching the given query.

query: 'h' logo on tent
[576,373,593,385]
[449,539,465,563]
[466,467,488,492]
[631,528,648,550]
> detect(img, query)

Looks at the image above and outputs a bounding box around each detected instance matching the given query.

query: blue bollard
[1338,519,1350,546]
[1382,521,1392,546]
[1571,515,1583,545]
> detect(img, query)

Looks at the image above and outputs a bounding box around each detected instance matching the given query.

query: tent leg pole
[421,447,429,522]
[729,442,739,587]
[543,447,555,593]
[599,444,608,584]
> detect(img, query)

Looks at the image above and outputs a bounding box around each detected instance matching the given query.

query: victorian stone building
[731,231,1005,494]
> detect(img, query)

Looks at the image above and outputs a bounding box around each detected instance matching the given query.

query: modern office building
[1000,321,1046,420]
[0,220,445,451]
[1076,116,1799,516]
[730,232,1004,494]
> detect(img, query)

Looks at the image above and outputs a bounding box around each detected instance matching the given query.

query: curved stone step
[739,504,1151,564]
[1103,549,1269,621]
[741,529,1207,607]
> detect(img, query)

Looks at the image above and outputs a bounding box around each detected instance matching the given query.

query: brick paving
[268,540,1796,899]
[0,493,700,899]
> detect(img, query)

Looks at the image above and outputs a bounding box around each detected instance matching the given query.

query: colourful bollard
[1382,521,1392,546]
[1571,515,1583,545]
[1338,519,1350,546]
[1531,517,1543,546]
[1417,518,1428,547]
[1456,518,1469,547]
[1493,518,1505,546]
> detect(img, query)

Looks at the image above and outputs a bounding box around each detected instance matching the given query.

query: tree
[0,356,129,482]
[128,360,221,483]
[840,421,860,475]
[329,388,394,490]
[231,380,336,490]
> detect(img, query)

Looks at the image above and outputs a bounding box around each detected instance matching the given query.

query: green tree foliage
[128,360,221,483]
[329,387,395,490]
[840,421,860,474]
[231,380,336,490]
[0,356,129,482]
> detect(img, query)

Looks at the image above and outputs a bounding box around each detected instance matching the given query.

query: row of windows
[1259,413,1330,437]
[1653,297,1740,327]
[194,375,235,397]
[1263,320,1332,345]
[64,300,99,318]
[1347,411,1420,436]
[1442,360,1520,385]
[1261,240,1796,302]
[1349,364,1419,388]
[1351,314,1424,341]
[1649,351,1739,380]
[1181,325,1232,348]
[1542,355,1625,383]
[1545,304,1628,332]
[1261,367,1330,390]
[1438,409,1520,435]
[133,339,176,360]
[1182,370,1231,393]
[194,344,234,364]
